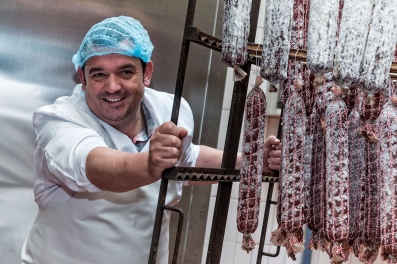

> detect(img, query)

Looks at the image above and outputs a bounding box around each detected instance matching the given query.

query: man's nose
[105,74,122,93]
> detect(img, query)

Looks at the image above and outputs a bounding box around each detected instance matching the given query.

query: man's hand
[148,121,188,179]
[263,135,282,171]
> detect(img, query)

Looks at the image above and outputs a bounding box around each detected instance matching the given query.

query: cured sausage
[355,91,384,263]
[221,0,252,81]
[332,0,372,88]
[347,97,365,243]
[307,106,327,251]
[237,76,266,252]
[360,0,397,103]
[271,89,306,260]
[304,106,316,223]
[260,0,294,92]
[378,100,397,263]
[325,95,350,262]
[307,0,340,75]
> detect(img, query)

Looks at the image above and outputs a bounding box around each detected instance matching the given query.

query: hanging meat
[306,106,327,251]
[281,0,310,105]
[304,72,332,253]
[260,0,294,93]
[332,0,372,89]
[304,105,316,224]
[237,76,266,253]
[221,0,252,81]
[324,93,350,263]
[271,83,306,260]
[307,0,340,77]
[347,92,365,248]
[378,99,397,264]
[359,0,397,104]
[355,92,384,264]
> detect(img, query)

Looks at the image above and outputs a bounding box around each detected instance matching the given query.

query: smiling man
[21,16,281,264]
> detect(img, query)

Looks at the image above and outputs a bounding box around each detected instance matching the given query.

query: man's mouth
[103,97,125,102]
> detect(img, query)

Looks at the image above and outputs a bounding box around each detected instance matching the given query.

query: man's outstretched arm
[85,122,187,192]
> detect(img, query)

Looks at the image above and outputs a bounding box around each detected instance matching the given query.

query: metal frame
[148,0,281,263]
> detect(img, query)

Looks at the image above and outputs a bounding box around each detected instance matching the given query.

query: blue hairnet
[72,16,154,70]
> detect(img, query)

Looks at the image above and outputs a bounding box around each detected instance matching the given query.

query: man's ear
[77,67,86,91]
[143,61,154,87]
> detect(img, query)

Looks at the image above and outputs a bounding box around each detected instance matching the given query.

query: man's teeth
[105,98,122,102]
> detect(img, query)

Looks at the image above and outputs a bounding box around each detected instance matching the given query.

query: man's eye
[93,73,104,77]
[122,70,132,75]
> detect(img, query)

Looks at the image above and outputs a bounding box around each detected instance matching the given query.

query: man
[22,16,281,263]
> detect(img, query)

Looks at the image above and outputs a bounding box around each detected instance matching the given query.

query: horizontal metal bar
[262,246,281,257]
[270,201,277,205]
[185,27,397,77]
[162,166,279,182]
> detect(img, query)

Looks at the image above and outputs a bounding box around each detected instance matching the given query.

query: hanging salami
[307,106,327,251]
[237,76,266,253]
[281,0,310,105]
[347,94,365,245]
[271,87,306,260]
[221,0,252,81]
[359,0,397,104]
[355,92,384,263]
[378,100,397,263]
[332,0,372,88]
[307,0,340,75]
[304,106,316,224]
[324,94,350,263]
[260,0,294,92]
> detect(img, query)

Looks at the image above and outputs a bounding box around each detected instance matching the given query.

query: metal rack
[147,0,282,264]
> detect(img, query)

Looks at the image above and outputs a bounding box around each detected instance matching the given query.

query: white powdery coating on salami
[378,103,397,261]
[360,0,397,95]
[315,72,334,116]
[221,0,252,68]
[260,0,293,85]
[347,109,365,240]
[280,93,306,234]
[237,86,266,242]
[307,0,339,74]
[325,98,349,243]
[333,0,372,88]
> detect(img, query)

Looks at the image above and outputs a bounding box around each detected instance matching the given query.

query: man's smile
[103,97,126,102]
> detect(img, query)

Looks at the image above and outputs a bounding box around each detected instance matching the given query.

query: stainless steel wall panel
[0,0,226,263]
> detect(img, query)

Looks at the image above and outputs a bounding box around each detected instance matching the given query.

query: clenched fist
[148,121,188,180]
[263,135,282,171]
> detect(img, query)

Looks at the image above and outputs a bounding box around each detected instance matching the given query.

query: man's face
[78,54,153,127]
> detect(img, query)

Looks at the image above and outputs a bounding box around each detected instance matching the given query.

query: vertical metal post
[148,0,197,263]
[205,1,262,263]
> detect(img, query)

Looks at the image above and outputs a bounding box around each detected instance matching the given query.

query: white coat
[21,84,199,264]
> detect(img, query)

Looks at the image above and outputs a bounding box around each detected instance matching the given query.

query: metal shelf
[162,166,279,182]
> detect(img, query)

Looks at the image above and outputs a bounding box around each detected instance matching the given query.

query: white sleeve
[42,127,108,192]
[34,115,108,197]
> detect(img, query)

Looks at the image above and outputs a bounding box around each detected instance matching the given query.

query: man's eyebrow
[118,64,137,71]
[88,68,104,75]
